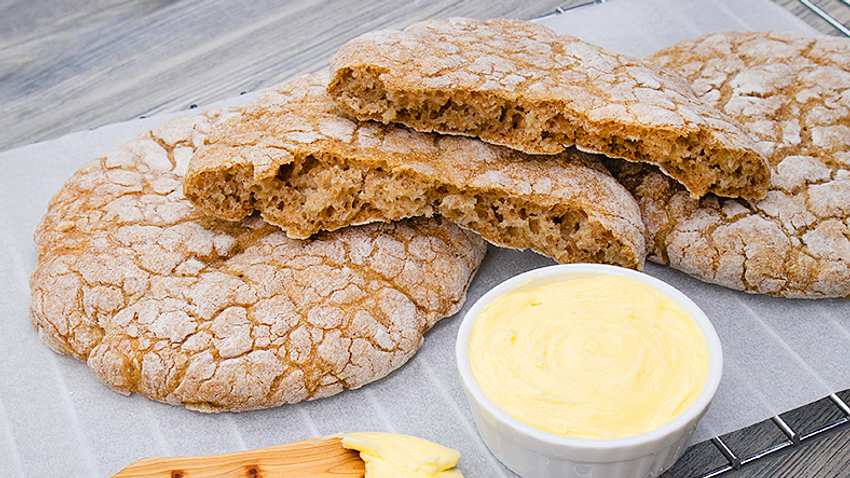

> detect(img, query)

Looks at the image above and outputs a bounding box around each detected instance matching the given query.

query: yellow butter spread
[340,432,463,478]
[469,273,709,440]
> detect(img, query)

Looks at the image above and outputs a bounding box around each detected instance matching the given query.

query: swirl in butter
[341,432,463,477]
[469,273,709,440]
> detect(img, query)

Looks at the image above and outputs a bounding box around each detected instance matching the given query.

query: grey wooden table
[2,1,849,477]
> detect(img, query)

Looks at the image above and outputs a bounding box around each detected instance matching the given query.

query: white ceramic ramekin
[456,264,723,478]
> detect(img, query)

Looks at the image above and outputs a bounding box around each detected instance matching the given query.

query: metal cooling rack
[691,392,850,478]
[545,1,850,476]
[799,0,850,36]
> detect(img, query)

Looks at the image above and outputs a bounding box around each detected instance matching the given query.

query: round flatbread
[612,32,850,298]
[328,18,770,200]
[30,112,486,411]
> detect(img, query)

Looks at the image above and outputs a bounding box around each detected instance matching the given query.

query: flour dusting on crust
[613,32,850,298]
[30,112,486,411]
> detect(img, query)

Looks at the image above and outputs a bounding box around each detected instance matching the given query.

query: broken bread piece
[327,17,770,200]
[611,32,850,298]
[185,73,646,269]
[31,111,487,412]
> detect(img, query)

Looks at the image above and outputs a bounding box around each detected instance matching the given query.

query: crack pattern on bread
[612,32,850,298]
[185,73,646,270]
[327,17,770,200]
[30,112,486,412]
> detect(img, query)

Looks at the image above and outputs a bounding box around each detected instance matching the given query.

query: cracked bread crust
[185,73,646,270]
[30,113,486,412]
[327,17,770,200]
[612,32,850,298]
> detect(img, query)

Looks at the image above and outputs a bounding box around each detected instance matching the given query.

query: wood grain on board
[112,437,365,478]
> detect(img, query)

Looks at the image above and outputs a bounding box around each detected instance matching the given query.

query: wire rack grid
[696,393,850,478]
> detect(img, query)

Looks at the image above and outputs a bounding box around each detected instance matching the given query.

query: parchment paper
[1,0,848,476]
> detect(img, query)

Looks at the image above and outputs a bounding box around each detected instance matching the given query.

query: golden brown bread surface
[185,73,646,269]
[327,17,770,200]
[30,112,486,412]
[612,32,850,298]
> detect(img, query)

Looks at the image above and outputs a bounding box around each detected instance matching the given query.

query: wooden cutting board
[112,436,365,478]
